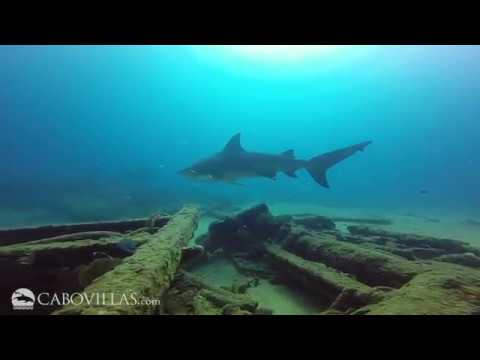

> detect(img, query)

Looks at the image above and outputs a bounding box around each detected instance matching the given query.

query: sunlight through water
[227,45,340,63]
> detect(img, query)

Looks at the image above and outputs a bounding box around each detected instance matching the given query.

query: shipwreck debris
[265,244,383,311]
[200,203,287,254]
[165,271,258,315]
[2,201,480,316]
[52,206,199,315]
[347,225,480,257]
[0,216,170,246]
[192,203,480,315]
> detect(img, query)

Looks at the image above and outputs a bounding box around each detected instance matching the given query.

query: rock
[201,204,287,253]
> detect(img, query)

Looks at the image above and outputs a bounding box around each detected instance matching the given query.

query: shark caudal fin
[305,141,372,188]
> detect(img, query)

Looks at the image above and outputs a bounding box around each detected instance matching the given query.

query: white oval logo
[12,288,35,310]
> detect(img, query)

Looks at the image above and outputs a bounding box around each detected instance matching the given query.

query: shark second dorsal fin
[222,133,244,153]
[281,149,295,159]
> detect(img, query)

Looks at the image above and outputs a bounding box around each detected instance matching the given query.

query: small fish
[419,189,429,195]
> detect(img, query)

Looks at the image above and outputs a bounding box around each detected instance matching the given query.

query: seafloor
[1,201,480,315]
[188,202,480,315]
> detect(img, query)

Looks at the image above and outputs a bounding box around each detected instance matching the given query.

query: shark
[179,133,371,188]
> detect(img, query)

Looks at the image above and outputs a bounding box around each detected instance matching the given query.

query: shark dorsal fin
[281,149,295,159]
[222,133,244,153]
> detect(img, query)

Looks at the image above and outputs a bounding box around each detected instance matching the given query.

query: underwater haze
[1,45,479,241]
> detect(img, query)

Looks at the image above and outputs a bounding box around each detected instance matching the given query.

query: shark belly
[234,152,302,180]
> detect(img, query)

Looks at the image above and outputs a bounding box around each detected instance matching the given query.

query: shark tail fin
[306,141,372,188]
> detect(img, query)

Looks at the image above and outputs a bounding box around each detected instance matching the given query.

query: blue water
[1,45,479,226]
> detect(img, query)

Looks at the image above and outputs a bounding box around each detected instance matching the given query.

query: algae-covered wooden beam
[0,216,170,246]
[0,233,151,268]
[285,232,421,288]
[25,231,123,245]
[53,206,199,315]
[165,271,258,315]
[291,214,393,226]
[347,225,480,256]
[329,217,393,226]
[265,244,385,311]
[352,262,480,315]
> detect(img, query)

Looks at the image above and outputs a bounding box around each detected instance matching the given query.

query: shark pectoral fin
[283,170,298,178]
[315,171,330,188]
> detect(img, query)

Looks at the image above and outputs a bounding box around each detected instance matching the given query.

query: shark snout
[178,168,197,177]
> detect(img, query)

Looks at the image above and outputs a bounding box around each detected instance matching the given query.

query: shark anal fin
[283,170,298,178]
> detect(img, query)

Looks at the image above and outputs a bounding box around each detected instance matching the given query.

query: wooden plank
[0,216,170,246]
[53,206,199,315]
